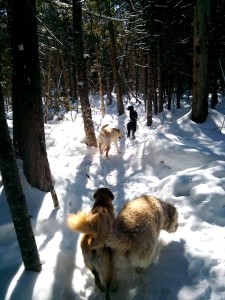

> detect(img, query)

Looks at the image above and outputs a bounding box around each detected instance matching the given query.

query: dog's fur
[106,195,179,273]
[98,124,122,159]
[127,120,137,139]
[127,106,137,139]
[67,188,115,299]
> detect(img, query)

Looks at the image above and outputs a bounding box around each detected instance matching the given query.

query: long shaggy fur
[106,195,179,269]
[67,211,98,235]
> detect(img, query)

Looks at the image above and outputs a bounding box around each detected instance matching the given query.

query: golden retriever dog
[98,124,122,159]
[106,195,179,282]
[67,188,115,300]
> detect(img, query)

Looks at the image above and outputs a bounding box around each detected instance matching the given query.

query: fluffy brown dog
[106,195,179,277]
[98,124,122,159]
[67,188,115,300]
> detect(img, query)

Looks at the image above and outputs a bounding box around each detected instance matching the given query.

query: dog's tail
[101,124,109,130]
[67,212,98,234]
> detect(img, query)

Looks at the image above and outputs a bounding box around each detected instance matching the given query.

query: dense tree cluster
[1,1,225,121]
[0,0,225,273]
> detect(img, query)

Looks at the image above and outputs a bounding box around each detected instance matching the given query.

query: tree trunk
[9,0,59,203]
[45,37,52,123]
[95,43,105,117]
[69,53,78,105]
[73,0,97,147]
[107,18,124,116]
[157,39,163,113]
[192,0,211,123]
[0,83,42,272]
[176,75,181,109]
[147,54,153,126]
[106,75,112,106]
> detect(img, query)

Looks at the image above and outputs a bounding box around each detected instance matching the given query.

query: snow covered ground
[1,94,225,300]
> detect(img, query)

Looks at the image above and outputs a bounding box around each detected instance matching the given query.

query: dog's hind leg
[102,247,113,300]
[127,127,130,138]
[105,146,110,159]
[99,143,103,156]
[91,269,105,292]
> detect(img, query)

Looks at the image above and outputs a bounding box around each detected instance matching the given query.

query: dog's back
[67,188,115,297]
[107,195,178,268]
[99,124,122,142]
[67,188,115,248]
[98,124,122,159]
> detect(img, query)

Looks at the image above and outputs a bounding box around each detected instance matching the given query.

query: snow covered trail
[2,101,225,300]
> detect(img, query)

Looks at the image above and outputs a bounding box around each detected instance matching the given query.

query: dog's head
[116,128,123,139]
[93,188,114,202]
[127,105,134,111]
[163,203,179,233]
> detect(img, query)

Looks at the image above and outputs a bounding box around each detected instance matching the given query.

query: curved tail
[101,124,109,131]
[67,211,98,234]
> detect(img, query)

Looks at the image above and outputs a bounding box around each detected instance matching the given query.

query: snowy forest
[1,0,225,299]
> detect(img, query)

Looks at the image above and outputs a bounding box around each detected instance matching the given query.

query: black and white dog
[127,106,138,139]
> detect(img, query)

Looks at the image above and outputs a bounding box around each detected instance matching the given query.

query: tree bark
[157,39,163,113]
[147,54,153,126]
[192,0,211,123]
[9,0,59,202]
[73,0,97,147]
[107,15,124,116]
[95,43,105,117]
[0,83,42,272]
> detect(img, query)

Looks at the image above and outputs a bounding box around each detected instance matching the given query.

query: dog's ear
[93,188,114,201]
[167,203,177,219]
[117,129,123,137]
[105,188,114,200]
[93,189,99,200]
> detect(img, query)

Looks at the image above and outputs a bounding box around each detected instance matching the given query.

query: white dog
[98,124,122,159]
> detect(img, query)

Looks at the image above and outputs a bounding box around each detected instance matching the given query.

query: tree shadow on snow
[142,239,189,300]
[50,154,96,300]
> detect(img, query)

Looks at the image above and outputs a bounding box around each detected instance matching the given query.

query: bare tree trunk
[45,38,52,123]
[157,39,163,113]
[147,54,153,126]
[9,0,59,206]
[176,75,181,109]
[106,75,112,106]
[95,43,105,117]
[0,83,42,272]
[69,53,78,105]
[107,17,124,115]
[192,0,211,123]
[73,0,97,147]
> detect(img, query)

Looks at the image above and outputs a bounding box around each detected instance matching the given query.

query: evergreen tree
[9,0,59,205]
[0,82,42,272]
[73,0,97,147]
[192,0,211,123]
